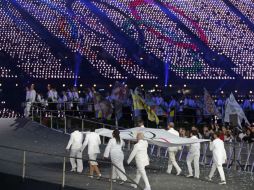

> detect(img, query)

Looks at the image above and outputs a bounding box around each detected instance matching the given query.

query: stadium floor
[0,118,253,190]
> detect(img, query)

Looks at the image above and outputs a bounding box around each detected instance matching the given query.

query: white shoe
[88,175,93,179]
[205,176,212,181]
[97,174,102,180]
[194,176,199,179]
[130,184,137,189]
[176,170,182,176]
[219,181,226,185]
[144,186,151,190]
[70,168,76,172]
[119,181,125,185]
[186,174,193,178]
[166,170,171,174]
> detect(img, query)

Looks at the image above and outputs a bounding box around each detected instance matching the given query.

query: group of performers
[66,122,227,190]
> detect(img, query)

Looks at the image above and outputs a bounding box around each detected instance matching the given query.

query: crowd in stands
[24,83,254,143]
[2,0,254,81]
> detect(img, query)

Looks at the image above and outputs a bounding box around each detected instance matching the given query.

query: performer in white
[104,129,127,183]
[127,132,151,190]
[66,129,84,173]
[24,84,36,117]
[207,131,227,185]
[81,128,101,179]
[166,122,182,175]
[186,130,200,178]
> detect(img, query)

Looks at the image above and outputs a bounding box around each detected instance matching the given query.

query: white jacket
[30,90,36,103]
[82,132,101,155]
[167,128,180,152]
[104,138,125,158]
[66,130,83,150]
[188,136,200,155]
[127,140,149,168]
[210,138,227,166]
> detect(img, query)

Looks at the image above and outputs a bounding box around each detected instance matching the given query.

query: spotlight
[155,84,158,88]
[141,84,143,87]
[80,84,83,87]
[93,84,96,87]
[15,83,18,87]
[234,90,237,93]
[62,84,65,87]
[221,91,224,94]
[169,84,172,87]
[109,84,112,87]
[184,84,187,88]
[250,91,253,94]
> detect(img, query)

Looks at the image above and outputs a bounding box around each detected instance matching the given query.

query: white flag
[94,127,209,147]
[224,93,250,127]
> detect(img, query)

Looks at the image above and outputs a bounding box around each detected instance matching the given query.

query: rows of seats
[229,0,254,24]
[165,0,254,79]
[0,1,75,79]
[1,0,254,80]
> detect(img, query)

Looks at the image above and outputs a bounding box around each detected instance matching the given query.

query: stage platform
[0,118,253,190]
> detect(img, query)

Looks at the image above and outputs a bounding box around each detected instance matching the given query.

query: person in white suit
[127,132,151,190]
[104,129,127,184]
[66,129,84,173]
[81,128,101,179]
[24,84,36,117]
[206,131,227,185]
[186,130,200,178]
[167,122,182,175]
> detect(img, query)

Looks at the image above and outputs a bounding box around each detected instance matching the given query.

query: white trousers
[209,163,226,181]
[186,153,200,178]
[70,149,83,172]
[111,153,127,181]
[112,164,127,181]
[24,102,31,117]
[134,166,150,189]
[167,151,181,173]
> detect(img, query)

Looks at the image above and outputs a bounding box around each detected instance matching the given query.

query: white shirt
[168,128,180,152]
[53,90,58,102]
[82,132,101,155]
[127,139,149,168]
[66,130,83,150]
[104,138,125,158]
[26,90,30,101]
[29,90,36,103]
[188,136,200,155]
[47,90,54,100]
[168,128,179,136]
[210,138,227,166]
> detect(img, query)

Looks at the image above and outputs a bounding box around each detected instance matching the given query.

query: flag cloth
[93,92,113,120]
[111,82,129,120]
[224,93,250,127]
[131,91,159,125]
[146,98,167,116]
[94,127,210,147]
[204,88,222,118]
